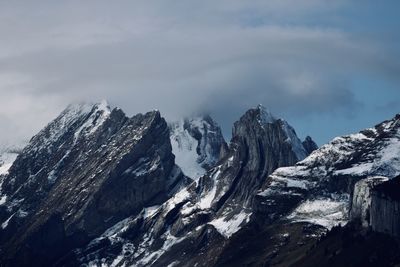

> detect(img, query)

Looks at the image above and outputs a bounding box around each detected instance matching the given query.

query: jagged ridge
[0,101,185,266]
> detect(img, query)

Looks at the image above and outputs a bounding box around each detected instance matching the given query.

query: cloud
[0,1,398,144]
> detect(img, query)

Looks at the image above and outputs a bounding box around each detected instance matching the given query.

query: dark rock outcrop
[0,102,185,266]
[302,135,318,154]
[371,176,400,237]
[350,176,388,227]
[70,104,312,266]
[293,222,400,267]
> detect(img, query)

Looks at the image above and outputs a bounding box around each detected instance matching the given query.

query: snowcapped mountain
[211,113,400,266]
[169,115,227,179]
[67,104,315,266]
[0,101,187,266]
[0,99,398,267]
[256,113,400,230]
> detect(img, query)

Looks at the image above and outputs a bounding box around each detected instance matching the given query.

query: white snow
[143,205,160,219]
[169,116,224,180]
[335,162,374,175]
[135,230,185,266]
[1,213,14,229]
[0,162,13,176]
[0,150,18,176]
[209,211,251,238]
[0,195,6,205]
[270,175,313,190]
[164,188,191,213]
[197,169,221,210]
[73,100,111,142]
[287,195,349,230]
[170,119,206,179]
[335,136,400,177]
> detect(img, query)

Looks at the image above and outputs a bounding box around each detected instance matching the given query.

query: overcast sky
[0,1,399,145]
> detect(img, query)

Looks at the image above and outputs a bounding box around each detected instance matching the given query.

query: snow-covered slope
[257,113,400,230]
[0,148,19,176]
[72,105,313,266]
[169,116,227,179]
[0,144,25,207]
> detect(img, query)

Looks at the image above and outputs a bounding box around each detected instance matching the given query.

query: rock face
[215,114,400,266]
[350,176,389,227]
[302,136,318,154]
[371,176,400,237]
[169,115,227,179]
[67,104,313,266]
[1,100,398,266]
[256,113,400,229]
[0,101,185,266]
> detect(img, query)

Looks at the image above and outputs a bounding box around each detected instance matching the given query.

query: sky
[0,1,399,146]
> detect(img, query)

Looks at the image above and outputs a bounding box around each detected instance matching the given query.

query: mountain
[169,115,228,179]
[219,113,400,266]
[255,113,400,228]
[68,104,314,266]
[1,100,398,266]
[0,101,187,266]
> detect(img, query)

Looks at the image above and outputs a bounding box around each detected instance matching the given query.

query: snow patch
[287,195,349,230]
[0,151,18,176]
[1,213,14,229]
[135,230,185,266]
[197,169,221,210]
[0,195,6,205]
[209,212,251,238]
[170,120,206,179]
[143,205,160,219]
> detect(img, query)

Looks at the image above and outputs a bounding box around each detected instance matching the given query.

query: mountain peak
[169,115,227,179]
[302,135,318,154]
[255,104,277,124]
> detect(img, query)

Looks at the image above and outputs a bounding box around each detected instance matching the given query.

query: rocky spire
[302,135,318,154]
[0,102,185,266]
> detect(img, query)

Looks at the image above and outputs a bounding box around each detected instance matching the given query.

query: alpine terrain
[0,101,399,267]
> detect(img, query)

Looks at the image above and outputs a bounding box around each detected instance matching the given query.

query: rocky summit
[0,102,400,267]
[0,101,186,266]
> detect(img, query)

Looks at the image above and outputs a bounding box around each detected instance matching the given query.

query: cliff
[370,176,400,237]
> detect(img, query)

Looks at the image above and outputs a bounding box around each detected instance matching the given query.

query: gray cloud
[0,1,398,144]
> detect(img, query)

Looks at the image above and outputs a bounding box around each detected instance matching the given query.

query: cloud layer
[0,1,399,144]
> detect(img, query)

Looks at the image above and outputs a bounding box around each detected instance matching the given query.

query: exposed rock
[302,136,318,154]
[371,176,400,237]
[293,221,400,267]
[70,104,311,266]
[0,101,185,266]
[1,102,398,266]
[169,115,227,179]
[256,113,400,228]
[350,176,388,227]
